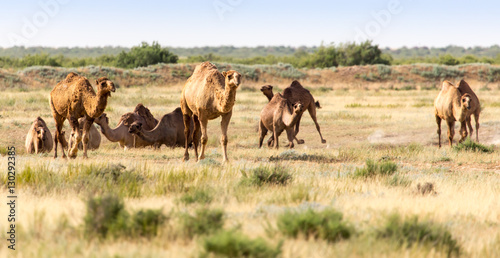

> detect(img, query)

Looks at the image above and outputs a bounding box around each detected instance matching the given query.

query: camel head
[95,77,116,96]
[222,70,241,88]
[128,122,142,134]
[461,93,472,110]
[260,85,274,100]
[95,113,108,126]
[35,126,45,143]
[293,102,304,114]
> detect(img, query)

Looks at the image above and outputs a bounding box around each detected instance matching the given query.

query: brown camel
[95,113,153,149]
[128,107,198,148]
[180,61,241,162]
[68,117,101,150]
[25,117,53,154]
[49,72,115,158]
[260,81,326,145]
[259,93,305,149]
[434,81,472,147]
[457,80,481,142]
[118,103,158,130]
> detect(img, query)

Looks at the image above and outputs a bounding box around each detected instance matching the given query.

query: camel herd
[25,61,482,161]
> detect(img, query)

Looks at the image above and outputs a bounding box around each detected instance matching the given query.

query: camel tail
[315,101,322,109]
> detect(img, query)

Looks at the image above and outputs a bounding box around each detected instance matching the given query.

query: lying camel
[434,81,472,147]
[457,80,481,142]
[50,72,115,158]
[68,117,101,150]
[94,113,152,149]
[180,62,241,162]
[128,107,198,148]
[25,117,53,154]
[260,81,325,146]
[259,93,304,149]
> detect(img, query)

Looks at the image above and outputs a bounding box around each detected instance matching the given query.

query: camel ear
[222,71,227,77]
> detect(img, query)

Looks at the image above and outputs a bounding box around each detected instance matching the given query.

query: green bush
[179,188,214,205]
[130,209,167,237]
[353,159,398,178]
[202,229,282,258]
[377,214,460,257]
[240,165,292,187]
[115,41,178,68]
[277,208,354,242]
[84,194,129,238]
[181,208,225,238]
[453,138,494,153]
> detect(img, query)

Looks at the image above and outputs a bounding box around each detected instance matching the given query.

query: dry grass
[1,83,500,257]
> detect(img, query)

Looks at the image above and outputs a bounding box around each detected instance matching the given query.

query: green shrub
[377,214,460,257]
[269,150,333,162]
[179,188,214,205]
[240,165,292,187]
[84,194,129,238]
[453,138,493,153]
[277,208,353,243]
[202,229,282,258]
[130,209,167,237]
[181,208,224,238]
[353,159,398,178]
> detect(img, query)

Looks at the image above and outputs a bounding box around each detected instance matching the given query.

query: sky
[0,0,499,49]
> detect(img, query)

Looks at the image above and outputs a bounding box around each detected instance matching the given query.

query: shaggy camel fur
[128,107,198,148]
[260,81,326,145]
[94,104,158,149]
[50,72,115,158]
[434,81,472,147]
[259,93,304,149]
[68,117,101,150]
[456,80,481,142]
[25,117,53,154]
[180,62,241,162]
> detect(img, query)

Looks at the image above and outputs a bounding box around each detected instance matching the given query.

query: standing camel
[259,93,304,149]
[180,62,241,162]
[260,81,326,145]
[434,81,472,147]
[50,72,115,158]
[456,80,481,142]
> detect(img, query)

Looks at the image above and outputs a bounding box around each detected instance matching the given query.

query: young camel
[180,62,241,162]
[260,81,325,146]
[434,81,472,147]
[456,80,481,142]
[259,93,305,149]
[50,72,115,158]
[25,117,53,154]
[128,107,197,148]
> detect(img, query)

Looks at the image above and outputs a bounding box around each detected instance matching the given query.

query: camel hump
[64,72,80,82]
[457,79,478,98]
[290,80,303,88]
[134,104,158,128]
[440,81,456,93]
[172,107,182,114]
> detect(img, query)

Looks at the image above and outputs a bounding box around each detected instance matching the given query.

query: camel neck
[218,84,237,113]
[85,90,108,118]
[99,120,123,142]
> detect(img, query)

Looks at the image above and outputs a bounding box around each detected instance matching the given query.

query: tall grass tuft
[453,138,493,153]
[377,214,460,257]
[180,208,225,238]
[277,208,354,243]
[353,159,398,178]
[202,229,282,258]
[130,209,167,237]
[83,194,129,238]
[179,188,214,205]
[240,165,292,187]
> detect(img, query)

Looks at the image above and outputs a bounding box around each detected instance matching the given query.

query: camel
[95,113,152,149]
[180,61,241,162]
[68,117,101,150]
[260,81,326,146]
[457,80,481,142]
[434,81,472,147]
[25,117,53,154]
[128,107,198,148]
[49,72,115,158]
[259,93,305,149]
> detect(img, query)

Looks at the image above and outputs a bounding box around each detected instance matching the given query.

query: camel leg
[286,128,295,149]
[293,114,305,144]
[182,114,192,161]
[307,105,326,143]
[474,113,480,142]
[273,125,280,149]
[81,118,93,159]
[258,120,268,148]
[436,116,442,148]
[68,117,81,159]
[446,120,455,147]
[459,120,468,143]
[220,112,232,162]
[53,115,66,158]
[192,115,200,160]
[198,116,209,161]
[267,135,274,147]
